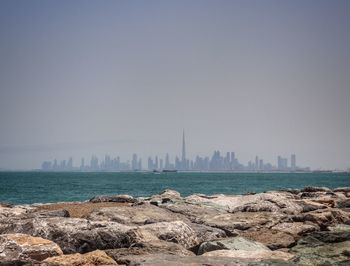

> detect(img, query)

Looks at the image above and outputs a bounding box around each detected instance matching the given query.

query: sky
[0,0,350,170]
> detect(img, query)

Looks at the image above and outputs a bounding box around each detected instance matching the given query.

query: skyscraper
[291,154,296,171]
[181,130,186,170]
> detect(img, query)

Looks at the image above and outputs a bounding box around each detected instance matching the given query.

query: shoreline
[0,186,350,265]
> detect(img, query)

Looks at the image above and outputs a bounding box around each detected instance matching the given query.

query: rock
[291,234,350,265]
[87,203,189,225]
[185,191,302,214]
[130,221,198,248]
[336,199,350,208]
[197,236,270,255]
[202,249,294,261]
[249,259,295,266]
[271,222,319,237]
[0,205,35,219]
[301,187,331,192]
[0,217,134,254]
[188,222,227,244]
[201,211,285,235]
[89,194,136,203]
[297,200,327,212]
[334,187,350,193]
[116,253,255,266]
[306,230,350,243]
[30,209,70,218]
[149,189,182,206]
[329,224,350,232]
[0,233,62,264]
[240,229,296,250]
[105,240,194,261]
[292,209,350,229]
[42,250,118,265]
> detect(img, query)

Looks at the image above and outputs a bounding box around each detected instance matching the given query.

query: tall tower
[181,130,186,167]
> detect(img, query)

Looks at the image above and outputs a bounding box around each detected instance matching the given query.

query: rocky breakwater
[0,186,349,265]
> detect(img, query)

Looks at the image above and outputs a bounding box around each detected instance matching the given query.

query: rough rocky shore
[1,186,350,265]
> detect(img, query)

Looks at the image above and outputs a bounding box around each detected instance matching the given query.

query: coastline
[0,187,350,265]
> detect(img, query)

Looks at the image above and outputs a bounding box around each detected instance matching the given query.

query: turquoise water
[0,171,349,204]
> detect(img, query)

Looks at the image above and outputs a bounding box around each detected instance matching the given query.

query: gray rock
[301,187,331,192]
[197,236,270,255]
[116,253,255,266]
[89,194,136,203]
[336,199,350,208]
[0,217,134,254]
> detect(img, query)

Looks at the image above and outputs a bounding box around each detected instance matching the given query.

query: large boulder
[241,229,296,250]
[185,192,302,214]
[42,250,118,266]
[291,236,350,265]
[105,240,194,261]
[129,221,198,248]
[202,249,294,261]
[201,211,285,235]
[114,253,255,266]
[271,222,319,237]
[197,236,270,255]
[292,209,350,229]
[89,194,136,203]
[0,217,134,254]
[87,203,190,225]
[148,189,182,206]
[0,234,63,264]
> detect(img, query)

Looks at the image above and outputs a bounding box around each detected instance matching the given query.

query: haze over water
[1,0,350,170]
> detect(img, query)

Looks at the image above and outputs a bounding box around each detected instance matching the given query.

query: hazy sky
[1,0,350,170]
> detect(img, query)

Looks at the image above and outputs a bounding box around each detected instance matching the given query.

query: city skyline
[41,131,311,172]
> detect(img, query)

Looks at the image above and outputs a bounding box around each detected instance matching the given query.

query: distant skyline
[41,131,308,172]
[1,0,350,170]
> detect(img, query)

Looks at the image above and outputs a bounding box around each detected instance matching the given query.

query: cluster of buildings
[41,132,309,172]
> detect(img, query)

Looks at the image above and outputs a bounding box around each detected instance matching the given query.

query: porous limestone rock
[0,233,63,264]
[42,250,118,266]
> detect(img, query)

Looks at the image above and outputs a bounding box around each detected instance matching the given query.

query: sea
[0,171,349,204]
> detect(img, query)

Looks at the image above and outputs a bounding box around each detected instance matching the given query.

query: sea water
[0,171,349,204]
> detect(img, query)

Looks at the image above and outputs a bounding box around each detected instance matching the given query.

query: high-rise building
[132,154,138,170]
[291,154,296,171]
[181,130,186,169]
[165,153,170,169]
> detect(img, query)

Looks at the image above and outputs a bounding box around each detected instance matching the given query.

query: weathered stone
[336,199,350,208]
[42,250,118,265]
[271,222,319,237]
[29,209,70,218]
[149,189,182,205]
[334,187,350,193]
[105,240,194,261]
[292,208,350,229]
[87,203,189,225]
[185,191,302,214]
[0,233,62,264]
[188,222,227,244]
[116,253,255,266]
[202,249,294,261]
[129,221,198,248]
[201,212,285,235]
[89,194,136,203]
[301,187,331,192]
[241,229,296,250]
[197,236,270,255]
[291,235,350,265]
[0,217,134,254]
